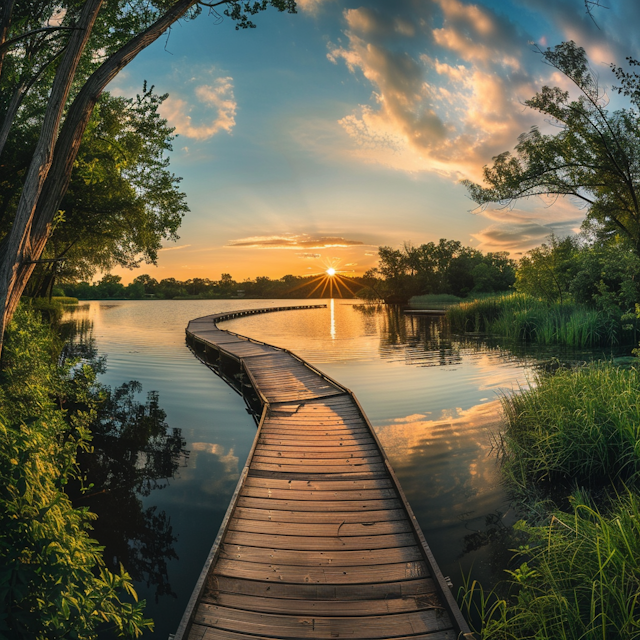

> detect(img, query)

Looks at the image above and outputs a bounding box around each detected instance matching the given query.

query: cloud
[472,199,585,253]
[158,244,191,252]
[161,76,236,140]
[327,1,546,180]
[297,252,322,259]
[227,233,366,249]
[296,0,329,13]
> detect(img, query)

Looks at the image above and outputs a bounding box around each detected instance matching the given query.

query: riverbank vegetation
[459,41,640,639]
[445,236,639,347]
[0,306,153,638]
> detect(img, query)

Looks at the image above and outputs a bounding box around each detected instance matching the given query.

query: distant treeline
[61,273,368,300]
[362,239,516,303]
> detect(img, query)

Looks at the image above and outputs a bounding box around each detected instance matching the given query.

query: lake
[66,299,540,638]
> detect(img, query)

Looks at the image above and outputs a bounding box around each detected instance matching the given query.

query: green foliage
[464,42,640,253]
[446,293,632,347]
[0,308,152,639]
[462,491,640,639]
[499,364,640,493]
[367,239,516,303]
[515,235,580,303]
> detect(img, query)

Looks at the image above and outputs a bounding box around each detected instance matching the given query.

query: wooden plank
[232,506,407,524]
[194,604,452,638]
[191,624,457,640]
[243,477,394,491]
[213,558,430,584]
[208,575,438,601]
[202,590,443,617]
[219,544,423,567]
[239,487,396,501]
[228,518,412,538]
[258,434,375,445]
[256,443,379,454]
[223,531,418,551]
[236,496,401,512]
[250,462,387,475]
[252,455,382,466]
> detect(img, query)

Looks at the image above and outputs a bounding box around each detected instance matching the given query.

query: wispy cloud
[161,76,236,141]
[297,252,322,258]
[228,233,366,249]
[472,199,584,254]
[159,244,192,252]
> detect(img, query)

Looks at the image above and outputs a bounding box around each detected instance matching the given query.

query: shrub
[0,307,152,639]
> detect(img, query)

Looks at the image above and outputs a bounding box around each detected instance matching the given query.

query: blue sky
[109,0,640,282]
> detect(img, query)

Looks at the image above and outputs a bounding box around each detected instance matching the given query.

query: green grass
[462,491,640,640]
[498,364,640,494]
[446,293,631,347]
[410,292,503,309]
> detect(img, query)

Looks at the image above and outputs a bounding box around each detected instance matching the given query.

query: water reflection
[62,315,189,602]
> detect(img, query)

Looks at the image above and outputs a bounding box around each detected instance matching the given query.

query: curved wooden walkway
[175,305,473,640]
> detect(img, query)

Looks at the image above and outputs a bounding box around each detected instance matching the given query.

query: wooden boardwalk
[175,305,473,640]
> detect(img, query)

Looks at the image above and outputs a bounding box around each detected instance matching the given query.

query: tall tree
[464,42,640,255]
[0,0,297,355]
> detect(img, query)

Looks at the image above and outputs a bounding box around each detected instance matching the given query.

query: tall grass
[499,364,640,493]
[446,293,630,347]
[461,491,640,640]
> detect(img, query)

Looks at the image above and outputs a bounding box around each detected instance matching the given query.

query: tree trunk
[0,0,197,355]
[0,0,104,355]
[0,0,16,79]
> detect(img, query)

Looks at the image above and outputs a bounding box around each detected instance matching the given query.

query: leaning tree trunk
[0,0,197,355]
[0,0,104,354]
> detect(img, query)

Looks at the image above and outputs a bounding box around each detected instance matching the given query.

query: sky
[108,0,640,283]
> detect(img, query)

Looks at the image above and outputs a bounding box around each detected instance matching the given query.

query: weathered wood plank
[240,486,397,501]
[191,624,458,640]
[243,477,394,491]
[202,591,442,616]
[213,558,430,583]
[223,530,417,551]
[207,575,438,601]
[232,506,407,524]
[194,603,452,638]
[228,518,412,538]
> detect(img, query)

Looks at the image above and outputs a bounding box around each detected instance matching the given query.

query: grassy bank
[464,363,640,638]
[446,293,634,347]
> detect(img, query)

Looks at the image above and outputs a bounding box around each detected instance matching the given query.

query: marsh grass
[498,364,640,494]
[461,491,640,639]
[446,294,632,347]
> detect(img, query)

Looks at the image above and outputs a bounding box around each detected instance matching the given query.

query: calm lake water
[67,299,542,638]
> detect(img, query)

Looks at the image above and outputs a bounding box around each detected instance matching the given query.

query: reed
[498,364,640,493]
[461,491,640,639]
[446,293,633,347]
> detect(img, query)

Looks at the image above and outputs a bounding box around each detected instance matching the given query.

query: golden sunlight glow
[326,267,336,276]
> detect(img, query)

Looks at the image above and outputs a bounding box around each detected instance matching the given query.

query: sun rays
[281,260,364,298]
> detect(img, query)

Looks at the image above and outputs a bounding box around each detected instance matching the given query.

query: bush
[462,491,640,640]
[0,307,152,639]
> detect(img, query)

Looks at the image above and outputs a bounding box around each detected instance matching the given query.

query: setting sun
[326,267,336,276]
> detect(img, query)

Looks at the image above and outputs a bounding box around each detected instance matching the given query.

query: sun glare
[326,268,336,276]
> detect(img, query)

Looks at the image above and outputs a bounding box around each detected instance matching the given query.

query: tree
[18,86,188,297]
[464,42,640,254]
[0,0,297,355]
[516,235,580,303]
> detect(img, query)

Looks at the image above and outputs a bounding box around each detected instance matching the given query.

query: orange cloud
[227,234,367,249]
